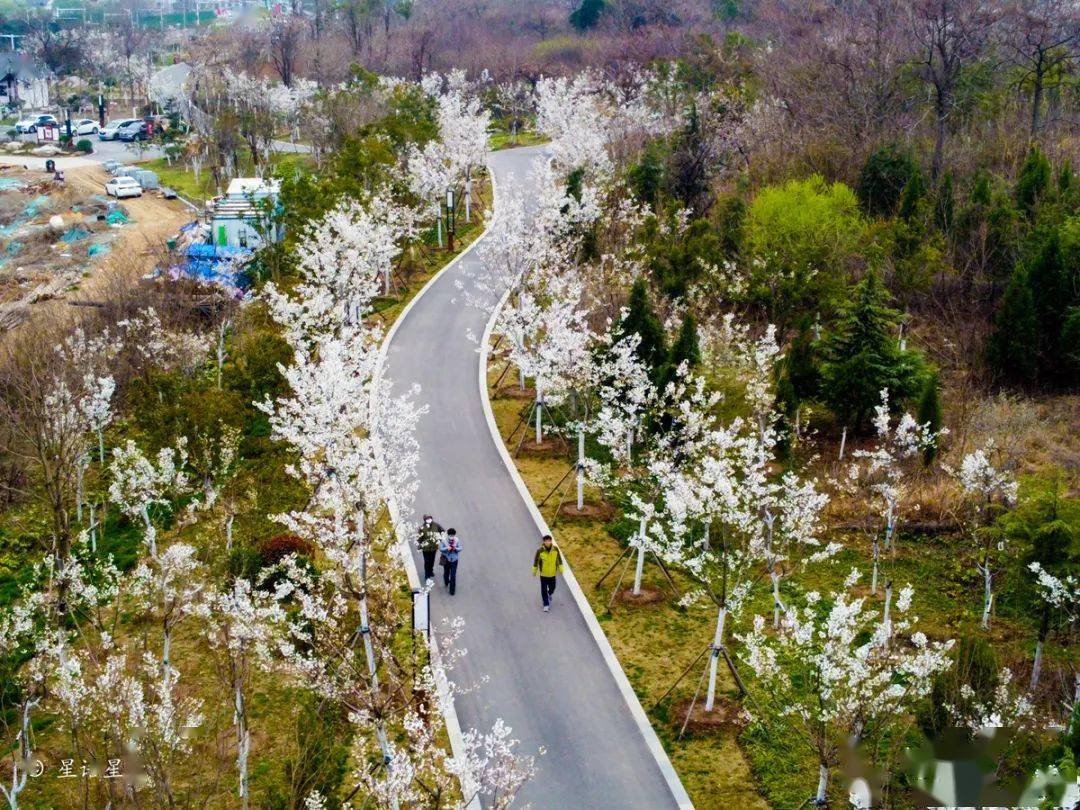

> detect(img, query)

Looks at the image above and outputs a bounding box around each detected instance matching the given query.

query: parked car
[73,118,99,136]
[14,114,58,134]
[117,119,151,142]
[105,176,142,199]
[99,118,139,140]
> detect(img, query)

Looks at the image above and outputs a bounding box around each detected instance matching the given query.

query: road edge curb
[374,168,496,810]
[475,194,695,810]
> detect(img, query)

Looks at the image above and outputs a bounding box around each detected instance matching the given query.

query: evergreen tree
[784,314,821,402]
[916,372,943,466]
[1016,145,1052,216]
[1058,159,1073,197]
[899,169,925,221]
[569,0,604,29]
[1027,229,1074,379]
[658,314,700,391]
[986,270,1038,386]
[970,171,992,207]
[822,270,922,431]
[629,141,666,208]
[856,144,918,218]
[618,278,668,376]
[1062,308,1080,384]
[935,171,955,234]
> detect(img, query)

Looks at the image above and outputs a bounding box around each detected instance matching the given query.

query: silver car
[99,118,139,141]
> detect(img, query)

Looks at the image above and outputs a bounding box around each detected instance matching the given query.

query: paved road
[384,146,684,808]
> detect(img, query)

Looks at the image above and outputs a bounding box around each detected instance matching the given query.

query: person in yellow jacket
[532,534,564,612]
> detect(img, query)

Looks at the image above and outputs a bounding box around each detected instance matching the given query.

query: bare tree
[269,15,306,87]
[911,0,997,179]
[1003,0,1080,137]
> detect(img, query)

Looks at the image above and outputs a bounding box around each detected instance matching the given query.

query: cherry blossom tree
[194,577,287,810]
[409,71,490,227]
[739,571,954,805]
[261,193,531,806]
[951,442,1018,628]
[1028,562,1079,692]
[108,439,190,558]
[847,390,940,595]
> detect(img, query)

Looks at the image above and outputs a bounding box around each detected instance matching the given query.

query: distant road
[383,145,690,809]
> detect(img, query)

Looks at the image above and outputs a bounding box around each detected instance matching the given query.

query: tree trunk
[235,681,249,809]
[1030,58,1044,138]
[705,605,727,711]
[815,762,829,804]
[932,90,947,180]
[1031,606,1050,691]
[632,517,646,595]
[576,429,584,511]
[534,390,543,445]
[981,562,993,629]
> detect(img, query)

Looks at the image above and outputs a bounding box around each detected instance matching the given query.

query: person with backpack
[417,514,444,582]
[532,534,564,612]
[439,528,462,595]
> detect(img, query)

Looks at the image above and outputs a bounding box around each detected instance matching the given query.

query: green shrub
[75,138,93,153]
[745,175,865,323]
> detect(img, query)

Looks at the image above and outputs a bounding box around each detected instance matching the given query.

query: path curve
[384,146,691,808]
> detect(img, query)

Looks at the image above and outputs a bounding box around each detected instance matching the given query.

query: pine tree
[822,270,922,431]
[629,141,666,208]
[618,278,668,376]
[986,270,1038,386]
[784,314,821,402]
[899,169,925,221]
[916,372,943,466]
[1027,229,1073,380]
[856,144,918,218]
[658,314,700,391]
[569,0,604,29]
[1016,145,1052,216]
[935,171,955,234]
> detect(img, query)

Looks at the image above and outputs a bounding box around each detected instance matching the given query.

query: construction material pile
[0,171,128,329]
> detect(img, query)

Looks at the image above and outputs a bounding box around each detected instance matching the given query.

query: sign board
[37,125,58,143]
[411,589,430,638]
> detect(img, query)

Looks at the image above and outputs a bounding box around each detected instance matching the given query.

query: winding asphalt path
[384,147,687,808]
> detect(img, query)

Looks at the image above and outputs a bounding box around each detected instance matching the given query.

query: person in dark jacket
[532,534,564,612]
[417,515,444,581]
[439,528,462,595]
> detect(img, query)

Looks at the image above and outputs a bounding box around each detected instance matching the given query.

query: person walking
[417,514,444,582]
[439,528,462,595]
[532,534,564,612]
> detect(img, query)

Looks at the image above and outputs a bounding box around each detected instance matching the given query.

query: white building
[208,177,282,249]
[0,55,50,110]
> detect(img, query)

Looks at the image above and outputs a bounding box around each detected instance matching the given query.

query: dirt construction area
[0,163,192,330]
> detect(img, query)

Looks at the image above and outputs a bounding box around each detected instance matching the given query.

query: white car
[99,118,139,141]
[105,176,142,199]
[14,114,58,133]
[73,118,99,136]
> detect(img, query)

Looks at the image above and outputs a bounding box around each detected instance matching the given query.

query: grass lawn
[141,152,314,204]
[489,130,547,151]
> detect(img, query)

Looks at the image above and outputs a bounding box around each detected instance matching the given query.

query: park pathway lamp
[445,186,456,251]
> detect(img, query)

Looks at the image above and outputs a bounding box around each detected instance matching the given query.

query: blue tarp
[174,243,253,293]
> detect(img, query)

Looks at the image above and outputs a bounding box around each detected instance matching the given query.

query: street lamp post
[445,187,456,252]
